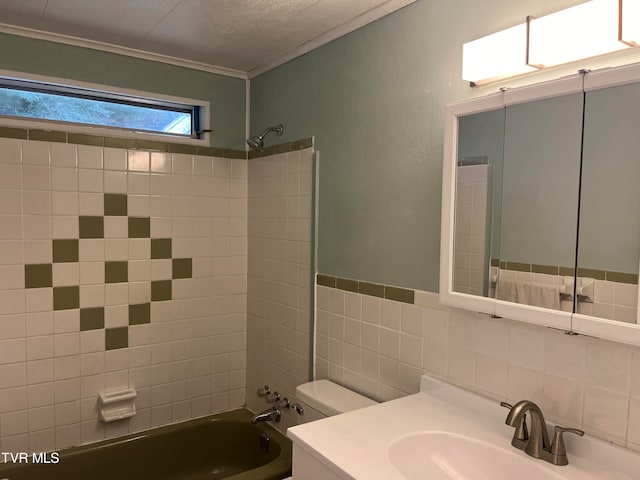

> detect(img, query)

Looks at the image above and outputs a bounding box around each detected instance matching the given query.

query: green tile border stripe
[0,126,28,139]
[316,274,415,304]
[248,137,314,159]
[492,258,637,284]
[0,126,247,159]
[1,127,313,160]
[605,271,639,285]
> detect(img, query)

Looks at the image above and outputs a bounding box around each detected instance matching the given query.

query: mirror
[453,93,583,312]
[454,108,504,297]
[577,81,640,324]
[442,64,640,346]
[496,93,583,312]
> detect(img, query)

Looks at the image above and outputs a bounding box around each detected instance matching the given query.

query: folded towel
[517,283,560,310]
[496,278,518,303]
[496,276,560,309]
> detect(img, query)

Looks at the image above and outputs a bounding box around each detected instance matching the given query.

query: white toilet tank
[295,379,377,424]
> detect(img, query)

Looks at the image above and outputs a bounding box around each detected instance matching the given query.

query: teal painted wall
[250,1,438,290]
[0,32,246,149]
[249,0,614,292]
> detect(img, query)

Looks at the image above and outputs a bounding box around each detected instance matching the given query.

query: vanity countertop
[287,376,640,480]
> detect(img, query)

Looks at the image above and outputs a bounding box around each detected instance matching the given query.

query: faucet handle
[265,391,281,403]
[257,385,271,397]
[549,425,584,465]
[500,402,529,443]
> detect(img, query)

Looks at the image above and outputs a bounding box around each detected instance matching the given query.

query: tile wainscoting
[316,275,640,452]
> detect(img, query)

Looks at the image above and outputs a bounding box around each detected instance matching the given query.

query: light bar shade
[621,0,640,45]
[462,23,537,84]
[527,0,628,68]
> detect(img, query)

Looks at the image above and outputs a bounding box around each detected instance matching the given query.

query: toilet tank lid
[296,380,377,417]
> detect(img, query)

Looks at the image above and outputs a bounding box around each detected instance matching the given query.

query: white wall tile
[22,141,49,165]
[0,215,22,240]
[0,137,251,450]
[0,139,20,164]
[79,169,103,192]
[77,145,102,170]
[103,148,127,171]
[50,143,76,167]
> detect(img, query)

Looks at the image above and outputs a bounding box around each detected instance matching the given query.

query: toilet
[295,379,378,424]
[280,380,377,479]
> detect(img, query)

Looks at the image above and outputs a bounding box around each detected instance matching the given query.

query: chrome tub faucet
[251,406,281,424]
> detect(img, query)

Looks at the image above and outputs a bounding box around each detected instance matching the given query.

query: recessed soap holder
[98,388,137,422]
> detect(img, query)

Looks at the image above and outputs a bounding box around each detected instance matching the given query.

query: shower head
[246,124,284,152]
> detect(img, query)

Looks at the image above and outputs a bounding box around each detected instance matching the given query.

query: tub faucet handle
[265,391,281,403]
[256,385,271,397]
[277,398,304,415]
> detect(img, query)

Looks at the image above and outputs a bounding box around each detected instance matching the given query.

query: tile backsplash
[316,277,640,452]
[0,137,247,452]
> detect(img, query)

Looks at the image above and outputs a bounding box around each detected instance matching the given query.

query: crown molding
[0,22,248,80]
[247,0,418,78]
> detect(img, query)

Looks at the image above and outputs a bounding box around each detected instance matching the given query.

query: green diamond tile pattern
[53,239,79,263]
[151,280,172,301]
[105,327,128,350]
[129,303,151,325]
[105,261,128,283]
[79,216,105,239]
[151,239,172,259]
[128,217,150,238]
[80,307,105,331]
[25,264,53,288]
[53,286,80,310]
[104,194,127,216]
[172,258,192,279]
[24,193,193,352]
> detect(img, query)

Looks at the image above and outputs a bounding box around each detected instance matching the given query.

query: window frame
[0,69,210,145]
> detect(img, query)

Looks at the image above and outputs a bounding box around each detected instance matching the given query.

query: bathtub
[0,408,292,480]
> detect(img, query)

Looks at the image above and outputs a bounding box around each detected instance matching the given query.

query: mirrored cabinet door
[496,93,583,312]
[454,108,505,298]
[576,81,640,324]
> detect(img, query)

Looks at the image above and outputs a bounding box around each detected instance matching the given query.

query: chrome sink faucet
[501,400,584,466]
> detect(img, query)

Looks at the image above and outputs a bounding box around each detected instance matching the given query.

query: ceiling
[0,0,416,78]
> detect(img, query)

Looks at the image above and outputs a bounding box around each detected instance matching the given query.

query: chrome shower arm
[258,124,284,140]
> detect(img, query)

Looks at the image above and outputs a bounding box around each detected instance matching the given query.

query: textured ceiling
[0,0,415,76]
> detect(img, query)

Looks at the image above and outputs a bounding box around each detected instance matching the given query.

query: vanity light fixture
[527,0,628,68]
[462,23,537,85]
[462,0,638,86]
[620,0,640,45]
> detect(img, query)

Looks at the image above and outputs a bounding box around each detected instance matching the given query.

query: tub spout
[251,406,281,424]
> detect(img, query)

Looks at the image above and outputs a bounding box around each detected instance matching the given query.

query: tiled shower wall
[454,164,490,297]
[317,279,640,452]
[246,148,313,431]
[0,136,247,453]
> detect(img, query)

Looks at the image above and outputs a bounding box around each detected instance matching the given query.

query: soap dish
[98,388,137,422]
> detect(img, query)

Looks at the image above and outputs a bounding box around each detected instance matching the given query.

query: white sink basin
[389,431,564,480]
[288,374,640,480]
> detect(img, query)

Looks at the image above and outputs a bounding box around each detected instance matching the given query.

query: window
[0,75,207,141]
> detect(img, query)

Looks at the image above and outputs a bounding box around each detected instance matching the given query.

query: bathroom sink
[388,431,564,480]
[289,374,640,480]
